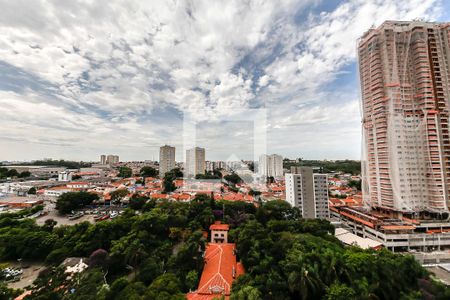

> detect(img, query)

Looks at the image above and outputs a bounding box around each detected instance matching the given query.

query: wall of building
[359,21,450,213]
[285,167,329,219]
[159,145,176,178]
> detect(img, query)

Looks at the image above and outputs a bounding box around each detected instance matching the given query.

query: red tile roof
[150,193,168,199]
[171,193,192,200]
[15,290,32,300]
[187,243,244,300]
[210,221,229,231]
[188,222,244,299]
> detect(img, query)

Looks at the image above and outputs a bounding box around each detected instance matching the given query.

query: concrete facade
[359,21,450,213]
[185,147,206,177]
[285,167,329,219]
[159,145,176,178]
[258,154,283,178]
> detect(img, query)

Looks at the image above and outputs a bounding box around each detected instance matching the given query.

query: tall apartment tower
[359,21,450,214]
[185,147,206,177]
[106,155,119,165]
[159,145,176,178]
[100,155,106,165]
[285,167,329,219]
[258,154,283,177]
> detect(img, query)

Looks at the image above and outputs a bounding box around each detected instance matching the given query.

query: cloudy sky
[1,0,449,162]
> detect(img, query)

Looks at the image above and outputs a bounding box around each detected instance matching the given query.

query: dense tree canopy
[118,167,132,178]
[55,191,99,214]
[0,168,22,179]
[0,196,448,299]
[284,159,361,175]
[140,166,158,177]
[10,160,92,169]
[195,172,221,180]
[224,173,243,185]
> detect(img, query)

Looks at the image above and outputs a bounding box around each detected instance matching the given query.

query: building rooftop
[187,243,244,299]
[210,222,230,231]
[335,228,382,250]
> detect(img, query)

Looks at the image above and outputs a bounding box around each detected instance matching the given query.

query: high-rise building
[159,145,176,178]
[100,155,106,165]
[205,161,214,172]
[186,147,206,177]
[258,154,283,177]
[285,167,329,219]
[359,21,450,214]
[106,155,119,165]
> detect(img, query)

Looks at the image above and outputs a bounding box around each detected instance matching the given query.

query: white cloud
[0,0,444,160]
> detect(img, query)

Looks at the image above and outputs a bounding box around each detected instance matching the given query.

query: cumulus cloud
[0,0,445,160]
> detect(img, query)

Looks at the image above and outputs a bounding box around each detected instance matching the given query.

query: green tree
[65,269,105,300]
[28,187,37,194]
[129,196,147,210]
[325,283,357,300]
[163,179,176,193]
[118,167,132,178]
[224,173,242,184]
[18,171,31,178]
[348,179,362,191]
[248,189,261,196]
[231,286,262,300]
[137,257,163,285]
[110,189,129,204]
[43,219,57,232]
[55,191,99,214]
[0,167,8,179]
[6,169,19,177]
[145,273,185,300]
[185,270,199,291]
[0,283,22,299]
[140,166,158,177]
[107,277,129,299]
[163,168,181,193]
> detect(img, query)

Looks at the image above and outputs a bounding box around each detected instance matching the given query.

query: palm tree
[284,252,324,300]
[124,240,147,279]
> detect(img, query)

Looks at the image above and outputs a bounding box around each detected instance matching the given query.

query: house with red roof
[187,221,245,300]
[150,193,168,199]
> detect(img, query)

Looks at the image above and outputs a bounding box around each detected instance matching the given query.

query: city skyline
[1,1,450,162]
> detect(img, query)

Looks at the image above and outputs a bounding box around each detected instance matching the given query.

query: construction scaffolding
[359,21,450,215]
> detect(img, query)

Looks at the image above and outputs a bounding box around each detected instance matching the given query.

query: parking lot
[35,202,124,227]
[3,262,45,290]
[35,202,96,226]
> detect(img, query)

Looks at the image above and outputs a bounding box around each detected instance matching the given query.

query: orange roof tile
[187,242,244,299]
[150,193,168,199]
[210,221,230,231]
[15,290,32,300]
